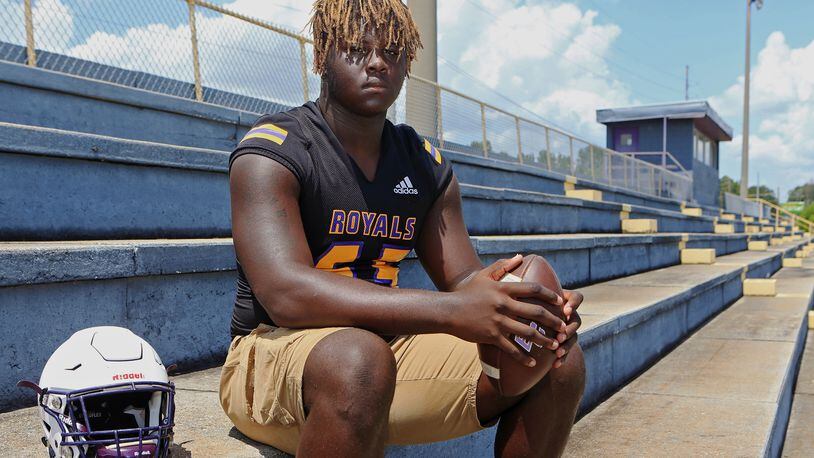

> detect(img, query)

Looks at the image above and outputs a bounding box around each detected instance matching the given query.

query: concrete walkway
[566,257,814,457]
[0,367,283,458]
[783,330,814,457]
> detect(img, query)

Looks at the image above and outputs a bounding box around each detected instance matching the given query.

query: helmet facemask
[40,382,174,458]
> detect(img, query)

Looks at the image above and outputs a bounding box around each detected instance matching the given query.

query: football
[478,254,565,397]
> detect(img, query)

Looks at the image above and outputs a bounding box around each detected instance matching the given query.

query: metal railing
[750,197,814,233]
[724,192,764,218]
[3,0,693,202]
[621,151,688,174]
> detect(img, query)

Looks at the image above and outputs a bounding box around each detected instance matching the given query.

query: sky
[1,0,811,201]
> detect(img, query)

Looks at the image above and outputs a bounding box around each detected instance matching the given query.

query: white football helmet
[19,327,175,457]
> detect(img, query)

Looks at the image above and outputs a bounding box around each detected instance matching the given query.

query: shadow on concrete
[169,443,192,457]
[228,427,292,458]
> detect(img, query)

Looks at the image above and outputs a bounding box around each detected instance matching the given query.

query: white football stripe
[480,360,501,379]
[500,273,523,283]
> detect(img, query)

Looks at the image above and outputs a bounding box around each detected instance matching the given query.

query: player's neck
[318,97,386,160]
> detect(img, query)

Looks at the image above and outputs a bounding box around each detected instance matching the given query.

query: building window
[693,129,716,168]
[620,133,633,147]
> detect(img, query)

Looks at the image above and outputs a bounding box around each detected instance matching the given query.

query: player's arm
[415,175,583,364]
[231,155,564,363]
[414,176,484,291]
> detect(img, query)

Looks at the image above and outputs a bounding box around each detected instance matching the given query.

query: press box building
[596,101,734,207]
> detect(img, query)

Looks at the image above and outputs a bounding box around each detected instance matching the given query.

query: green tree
[574,146,594,179]
[718,176,777,205]
[470,140,494,157]
[750,185,777,204]
[788,182,814,205]
[521,149,549,168]
[719,175,739,205]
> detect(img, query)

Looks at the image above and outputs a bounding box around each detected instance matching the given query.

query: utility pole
[406,0,438,138]
[740,0,764,198]
[685,65,689,100]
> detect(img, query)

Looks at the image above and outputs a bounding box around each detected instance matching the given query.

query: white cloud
[69,22,193,83]
[711,31,814,198]
[226,0,312,35]
[24,0,315,106]
[438,0,632,142]
[34,0,74,50]
[0,0,26,46]
[0,0,73,50]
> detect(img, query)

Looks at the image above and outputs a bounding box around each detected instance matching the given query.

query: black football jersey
[229,101,453,337]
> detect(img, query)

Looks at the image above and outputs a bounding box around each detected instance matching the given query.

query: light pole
[740,0,763,198]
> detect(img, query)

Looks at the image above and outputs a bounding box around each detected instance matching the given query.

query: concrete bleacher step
[0,232,762,409]
[784,330,814,456]
[565,255,814,457]
[2,121,735,240]
[447,151,684,213]
[461,184,720,235]
[1,60,705,216]
[1,237,809,457]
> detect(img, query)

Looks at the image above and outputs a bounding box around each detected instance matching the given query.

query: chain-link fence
[0,0,26,64]
[0,0,693,202]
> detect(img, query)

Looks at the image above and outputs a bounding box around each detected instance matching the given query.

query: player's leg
[479,344,586,457]
[298,328,397,457]
[219,325,395,455]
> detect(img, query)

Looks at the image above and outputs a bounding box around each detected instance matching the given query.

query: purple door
[614,127,639,152]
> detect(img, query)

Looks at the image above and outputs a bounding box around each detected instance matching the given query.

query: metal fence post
[24,0,36,67]
[545,128,552,171]
[187,0,204,101]
[589,145,595,180]
[607,150,612,185]
[623,156,629,187]
[436,85,444,149]
[659,172,664,197]
[480,103,488,157]
[569,137,575,175]
[299,38,310,102]
[515,117,523,164]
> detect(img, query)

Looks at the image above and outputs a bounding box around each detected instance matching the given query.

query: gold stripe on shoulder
[423,139,442,164]
[242,132,285,146]
[240,122,288,146]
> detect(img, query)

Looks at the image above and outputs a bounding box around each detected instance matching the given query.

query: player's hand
[552,289,583,369]
[449,255,567,368]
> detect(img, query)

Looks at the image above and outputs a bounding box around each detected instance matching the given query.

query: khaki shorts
[219,325,485,454]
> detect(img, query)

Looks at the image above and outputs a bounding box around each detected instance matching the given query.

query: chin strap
[17,380,43,395]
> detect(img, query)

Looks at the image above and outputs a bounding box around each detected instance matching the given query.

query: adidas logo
[393,176,419,195]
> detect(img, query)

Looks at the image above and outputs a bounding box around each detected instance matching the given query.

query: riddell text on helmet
[112,372,145,381]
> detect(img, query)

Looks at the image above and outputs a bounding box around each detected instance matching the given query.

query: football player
[220,0,585,455]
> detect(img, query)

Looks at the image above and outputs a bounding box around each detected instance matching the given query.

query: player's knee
[303,329,396,420]
[549,344,586,400]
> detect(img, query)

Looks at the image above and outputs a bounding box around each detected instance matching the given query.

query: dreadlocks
[308,0,423,76]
